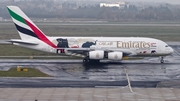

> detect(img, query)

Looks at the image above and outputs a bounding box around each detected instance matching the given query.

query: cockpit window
[165,45,169,47]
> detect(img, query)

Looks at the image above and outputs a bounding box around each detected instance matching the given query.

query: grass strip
[0,68,50,77]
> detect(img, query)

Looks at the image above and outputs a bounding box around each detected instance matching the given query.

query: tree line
[1,1,180,22]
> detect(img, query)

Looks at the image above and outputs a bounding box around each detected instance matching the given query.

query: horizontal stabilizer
[7,39,38,45]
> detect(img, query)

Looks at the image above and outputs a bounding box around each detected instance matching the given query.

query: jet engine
[89,50,104,59]
[108,52,123,60]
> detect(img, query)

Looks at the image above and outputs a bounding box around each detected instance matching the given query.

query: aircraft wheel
[83,59,100,63]
[160,57,164,63]
[161,59,164,63]
[90,60,100,63]
[83,58,89,63]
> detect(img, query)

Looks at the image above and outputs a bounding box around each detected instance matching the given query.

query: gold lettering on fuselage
[117,41,150,48]
[97,41,151,48]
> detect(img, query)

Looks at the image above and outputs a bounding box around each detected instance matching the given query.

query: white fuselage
[14,37,174,58]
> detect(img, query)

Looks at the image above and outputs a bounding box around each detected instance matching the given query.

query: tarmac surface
[0,56,179,88]
[0,42,180,101]
[0,88,180,101]
[0,43,179,88]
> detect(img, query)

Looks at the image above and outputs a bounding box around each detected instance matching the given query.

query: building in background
[100,2,126,8]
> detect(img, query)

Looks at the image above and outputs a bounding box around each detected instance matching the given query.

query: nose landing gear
[160,56,164,63]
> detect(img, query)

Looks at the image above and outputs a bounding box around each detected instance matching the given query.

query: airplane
[7,6,174,63]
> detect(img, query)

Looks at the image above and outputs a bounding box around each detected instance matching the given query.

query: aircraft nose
[165,47,174,54]
[170,47,174,54]
[167,47,174,54]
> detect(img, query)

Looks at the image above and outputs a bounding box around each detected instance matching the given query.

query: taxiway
[0,56,179,88]
[0,42,179,88]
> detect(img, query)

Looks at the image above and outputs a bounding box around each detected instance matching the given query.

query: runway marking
[123,66,134,93]
[173,49,180,56]
[123,67,166,100]
[123,67,167,100]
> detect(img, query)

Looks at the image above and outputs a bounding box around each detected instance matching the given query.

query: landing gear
[83,57,100,64]
[90,60,100,63]
[83,58,90,63]
[160,56,164,63]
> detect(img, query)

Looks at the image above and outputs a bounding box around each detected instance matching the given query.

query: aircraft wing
[57,48,91,56]
[58,48,134,57]
[7,39,39,45]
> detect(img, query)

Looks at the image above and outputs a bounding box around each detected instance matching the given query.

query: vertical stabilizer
[7,6,57,48]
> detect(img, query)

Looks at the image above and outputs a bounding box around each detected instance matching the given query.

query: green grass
[39,25,180,41]
[0,44,83,57]
[0,22,180,41]
[0,44,56,56]
[0,68,50,77]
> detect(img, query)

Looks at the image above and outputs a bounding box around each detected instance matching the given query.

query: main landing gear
[83,57,100,63]
[160,56,164,63]
[83,57,90,63]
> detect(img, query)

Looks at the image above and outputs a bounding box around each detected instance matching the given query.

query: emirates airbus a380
[7,6,174,63]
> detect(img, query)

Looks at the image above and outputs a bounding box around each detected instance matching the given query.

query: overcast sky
[123,0,180,4]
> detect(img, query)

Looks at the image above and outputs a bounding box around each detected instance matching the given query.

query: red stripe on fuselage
[24,19,58,48]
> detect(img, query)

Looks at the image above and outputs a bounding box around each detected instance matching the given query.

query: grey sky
[123,0,180,4]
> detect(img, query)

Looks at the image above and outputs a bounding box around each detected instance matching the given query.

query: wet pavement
[0,43,179,88]
[0,43,180,101]
[0,59,179,88]
[0,56,179,88]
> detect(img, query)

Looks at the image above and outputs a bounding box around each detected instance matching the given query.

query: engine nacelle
[108,52,123,60]
[89,50,104,59]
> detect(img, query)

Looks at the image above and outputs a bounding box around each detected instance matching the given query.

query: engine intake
[108,52,123,60]
[89,50,104,59]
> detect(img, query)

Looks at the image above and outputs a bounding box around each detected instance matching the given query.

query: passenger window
[165,45,169,47]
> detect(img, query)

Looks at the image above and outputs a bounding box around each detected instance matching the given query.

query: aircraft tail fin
[7,6,57,48]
